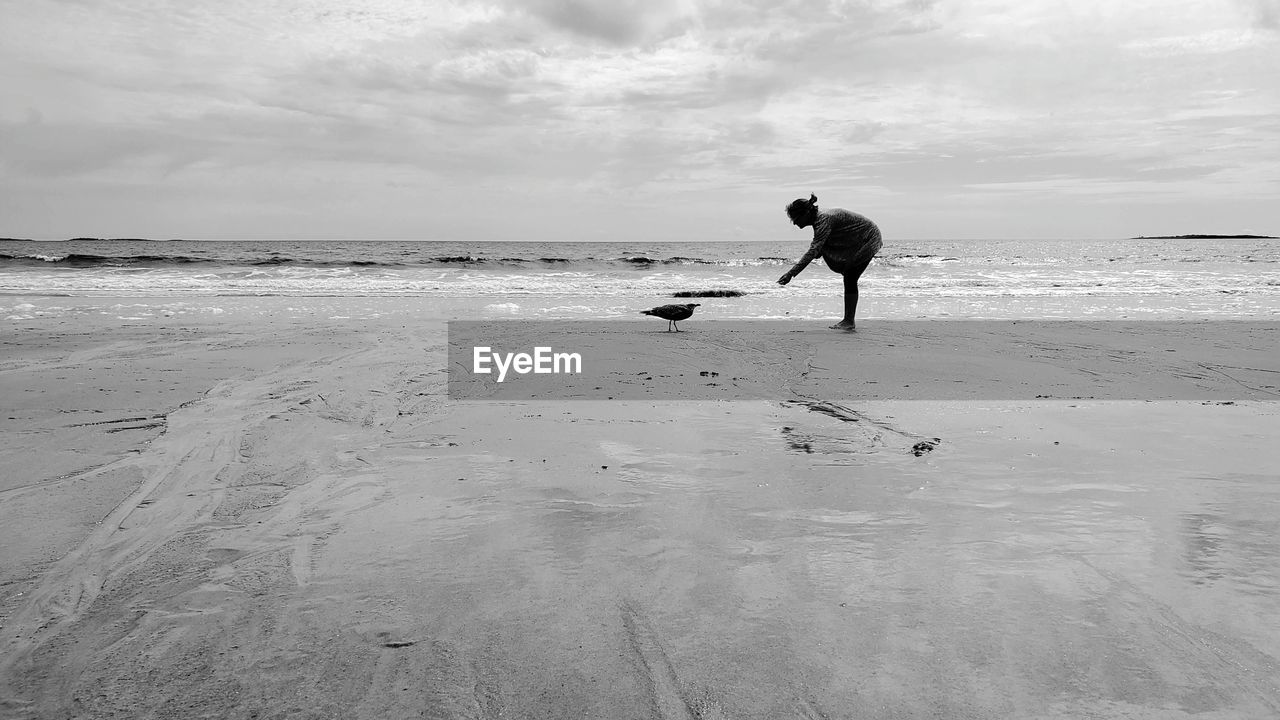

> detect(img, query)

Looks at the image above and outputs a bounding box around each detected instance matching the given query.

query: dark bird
[640,303,700,332]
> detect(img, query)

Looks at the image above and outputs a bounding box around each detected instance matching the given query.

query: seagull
[640,303,700,332]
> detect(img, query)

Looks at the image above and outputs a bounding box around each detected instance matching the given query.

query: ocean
[3,237,1278,321]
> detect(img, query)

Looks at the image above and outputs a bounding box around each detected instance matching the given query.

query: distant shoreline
[1134,234,1276,239]
[0,238,182,243]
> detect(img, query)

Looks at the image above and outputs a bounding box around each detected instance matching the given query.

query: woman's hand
[777,272,793,286]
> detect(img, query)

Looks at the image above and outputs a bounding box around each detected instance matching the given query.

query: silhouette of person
[777,194,882,330]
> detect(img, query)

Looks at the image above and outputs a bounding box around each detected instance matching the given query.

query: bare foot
[829,320,857,331]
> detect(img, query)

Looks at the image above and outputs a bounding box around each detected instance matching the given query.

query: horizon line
[5,235,1272,243]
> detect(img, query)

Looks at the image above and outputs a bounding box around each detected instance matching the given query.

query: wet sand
[2,305,1279,718]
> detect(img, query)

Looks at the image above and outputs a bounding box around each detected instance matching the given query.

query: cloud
[0,116,213,178]
[498,0,697,45]
[1235,0,1280,29]
[1125,28,1272,56]
[1,0,1277,239]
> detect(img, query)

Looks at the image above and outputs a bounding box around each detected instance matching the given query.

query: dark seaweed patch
[672,290,745,298]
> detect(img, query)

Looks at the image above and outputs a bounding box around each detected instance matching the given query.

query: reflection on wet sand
[284,400,1280,718]
[1181,479,1280,594]
[5,377,1280,717]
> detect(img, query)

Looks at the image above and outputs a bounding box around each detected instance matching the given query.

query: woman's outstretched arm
[778,219,831,285]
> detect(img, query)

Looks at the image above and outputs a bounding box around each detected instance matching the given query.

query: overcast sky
[2,0,1277,241]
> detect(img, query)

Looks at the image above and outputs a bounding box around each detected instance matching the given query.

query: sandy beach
[2,302,1279,718]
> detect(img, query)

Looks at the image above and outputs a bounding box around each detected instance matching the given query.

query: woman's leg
[832,250,877,330]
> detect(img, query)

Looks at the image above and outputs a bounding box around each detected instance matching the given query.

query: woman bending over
[777,194,882,330]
